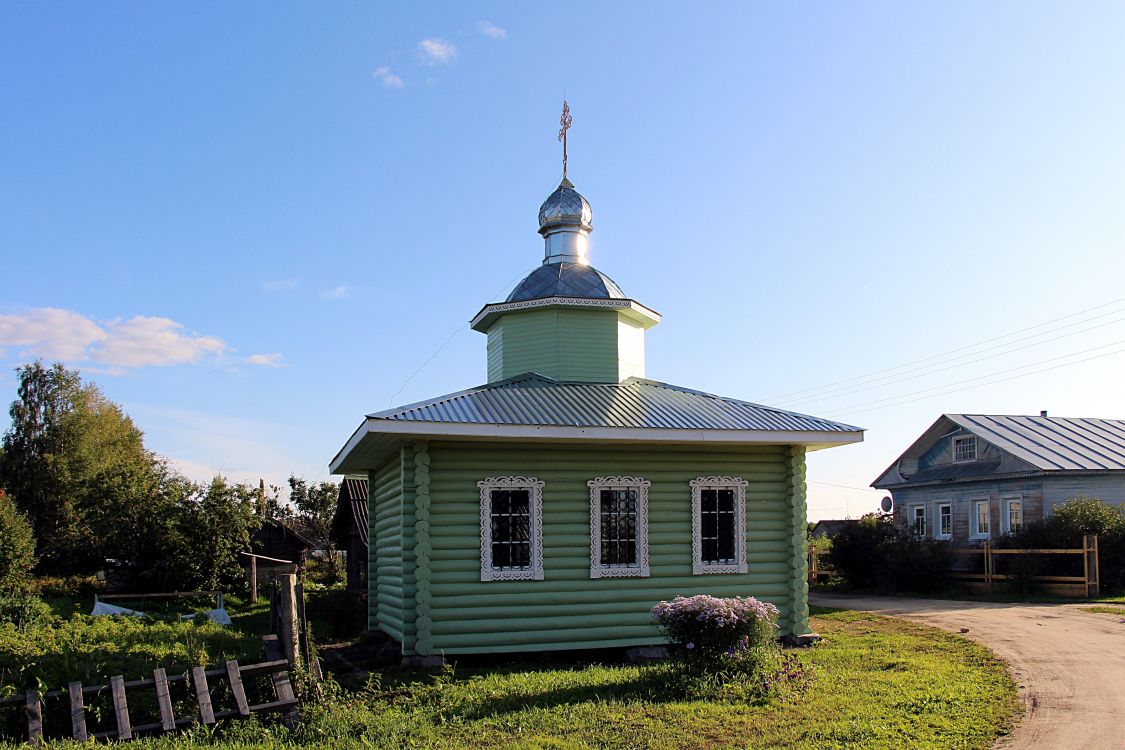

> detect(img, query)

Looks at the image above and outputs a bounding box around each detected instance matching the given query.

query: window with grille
[478,477,544,581]
[588,477,650,578]
[953,435,977,462]
[690,477,749,575]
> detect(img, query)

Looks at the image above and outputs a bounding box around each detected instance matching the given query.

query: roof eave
[330,418,863,474]
[469,296,662,332]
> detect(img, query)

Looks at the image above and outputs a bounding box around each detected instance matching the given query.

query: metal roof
[506,262,626,302]
[368,374,861,433]
[331,478,369,547]
[947,414,1125,471]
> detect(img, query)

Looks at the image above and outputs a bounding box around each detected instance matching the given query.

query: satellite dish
[880,496,893,513]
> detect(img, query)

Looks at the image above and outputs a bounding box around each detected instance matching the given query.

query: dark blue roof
[506,263,626,303]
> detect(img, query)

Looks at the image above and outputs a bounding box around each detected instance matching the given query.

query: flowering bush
[651,594,779,662]
[650,595,809,702]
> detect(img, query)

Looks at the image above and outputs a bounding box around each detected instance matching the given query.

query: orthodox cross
[558,100,573,179]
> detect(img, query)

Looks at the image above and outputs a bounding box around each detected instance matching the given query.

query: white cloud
[0,307,228,369]
[417,38,457,65]
[93,316,228,367]
[247,353,286,368]
[372,66,404,89]
[0,307,106,359]
[261,279,298,292]
[478,21,507,39]
[320,285,351,301]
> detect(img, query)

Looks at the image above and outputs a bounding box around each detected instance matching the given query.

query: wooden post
[249,555,258,604]
[154,668,176,731]
[1085,534,1100,597]
[226,660,251,718]
[984,540,992,590]
[110,674,133,739]
[192,666,215,725]
[68,681,88,742]
[26,690,43,745]
[278,573,301,669]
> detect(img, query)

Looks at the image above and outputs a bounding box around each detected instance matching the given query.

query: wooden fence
[0,635,297,744]
[953,533,1099,596]
[807,546,834,585]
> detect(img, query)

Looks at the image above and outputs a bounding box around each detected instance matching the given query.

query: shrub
[0,493,36,593]
[0,592,53,631]
[651,594,779,662]
[307,588,368,642]
[828,513,953,594]
[1004,496,1125,592]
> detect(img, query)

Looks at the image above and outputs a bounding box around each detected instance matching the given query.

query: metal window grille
[700,489,736,564]
[489,489,531,570]
[599,488,638,567]
[954,436,977,462]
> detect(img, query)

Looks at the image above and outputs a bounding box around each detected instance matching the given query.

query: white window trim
[908,504,926,538]
[478,476,545,582]
[690,476,749,575]
[588,476,651,579]
[970,497,991,540]
[952,435,977,463]
[1002,494,1024,534]
[935,501,953,540]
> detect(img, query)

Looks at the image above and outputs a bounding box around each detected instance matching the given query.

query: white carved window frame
[690,476,749,575]
[588,476,651,579]
[478,476,545,582]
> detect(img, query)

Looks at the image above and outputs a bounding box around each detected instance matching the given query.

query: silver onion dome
[538,177,593,234]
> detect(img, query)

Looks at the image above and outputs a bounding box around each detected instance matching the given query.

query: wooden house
[331,171,864,658]
[331,477,370,591]
[872,413,1125,544]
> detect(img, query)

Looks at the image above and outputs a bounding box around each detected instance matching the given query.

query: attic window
[478,477,545,582]
[588,477,651,578]
[690,476,749,575]
[953,435,977,463]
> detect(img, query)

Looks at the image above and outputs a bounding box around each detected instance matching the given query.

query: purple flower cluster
[650,595,779,629]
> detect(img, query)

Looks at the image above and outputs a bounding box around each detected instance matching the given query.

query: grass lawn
[3,606,1018,749]
[1081,605,1125,615]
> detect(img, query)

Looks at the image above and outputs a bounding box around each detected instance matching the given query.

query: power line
[807,479,883,493]
[386,266,537,407]
[782,313,1125,408]
[824,345,1125,418]
[765,295,1125,401]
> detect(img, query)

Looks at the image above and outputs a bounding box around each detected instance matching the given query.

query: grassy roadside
[2,607,1018,749]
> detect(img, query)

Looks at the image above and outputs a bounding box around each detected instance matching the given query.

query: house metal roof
[871,413,1125,489]
[332,375,863,474]
[331,477,369,547]
[368,374,862,433]
[505,262,626,302]
[946,414,1125,471]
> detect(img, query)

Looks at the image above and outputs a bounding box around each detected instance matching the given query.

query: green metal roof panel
[367,374,861,434]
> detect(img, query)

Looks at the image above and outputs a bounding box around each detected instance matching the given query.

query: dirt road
[811,593,1125,750]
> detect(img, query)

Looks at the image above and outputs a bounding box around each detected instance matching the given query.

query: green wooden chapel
[331,155,863,657]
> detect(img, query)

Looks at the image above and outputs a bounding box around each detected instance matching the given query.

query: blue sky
[3,3,1124,519]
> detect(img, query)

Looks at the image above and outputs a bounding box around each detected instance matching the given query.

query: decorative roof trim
[471,296,661,331]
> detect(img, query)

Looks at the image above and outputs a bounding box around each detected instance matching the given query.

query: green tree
[1,361,159,571]
[0,491,36,592]
[288,475,342,582]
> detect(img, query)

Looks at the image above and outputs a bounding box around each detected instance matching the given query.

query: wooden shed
[331,477,370,591]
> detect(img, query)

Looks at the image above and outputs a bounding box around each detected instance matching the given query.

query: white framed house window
[690,476,749,575]
[909,504,926,538]
[970,498,991,540]
[953,435,977,463]
[936,502,953,540]
[478,477,545,582]
[588,477,650,578]
[1003,495,1024,534]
